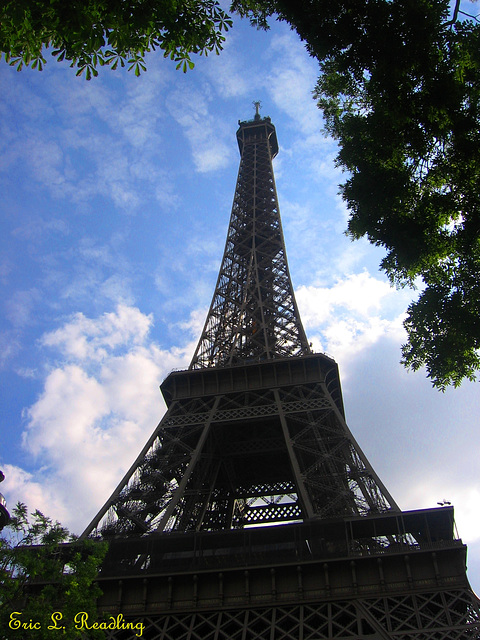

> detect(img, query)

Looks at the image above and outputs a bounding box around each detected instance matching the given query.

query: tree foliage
[0,502,107,639]
[0,0,233,78]
[237,0,480,389]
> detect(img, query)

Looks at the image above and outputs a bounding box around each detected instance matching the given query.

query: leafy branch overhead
[0,0,233,78]
[2,0,480,388]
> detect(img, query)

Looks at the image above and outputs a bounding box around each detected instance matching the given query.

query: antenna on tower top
[253,100,261,120]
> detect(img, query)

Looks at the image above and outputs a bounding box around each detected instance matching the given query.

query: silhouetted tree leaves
[0,0,233,77]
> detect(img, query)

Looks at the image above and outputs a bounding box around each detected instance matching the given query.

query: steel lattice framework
[101,591,480,640]
[81,111,480,639]
[191,114,310,369]
[82,357,398,537]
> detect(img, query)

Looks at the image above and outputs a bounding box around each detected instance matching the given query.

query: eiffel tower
[82,105,480,639]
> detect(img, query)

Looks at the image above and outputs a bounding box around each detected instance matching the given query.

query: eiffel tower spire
[82,112,480,640]
[191,112,310,369]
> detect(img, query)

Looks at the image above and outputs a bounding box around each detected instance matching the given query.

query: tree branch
[444,0,461,25]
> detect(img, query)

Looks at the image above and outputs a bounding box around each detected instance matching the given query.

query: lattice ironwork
[82,369,397,537]
[190,114,310,369]
[101,589,480,640]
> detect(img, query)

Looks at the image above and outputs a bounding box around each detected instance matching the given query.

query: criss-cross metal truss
[102,589,480,640]
[82,356,398,538]
[190,115,310,369]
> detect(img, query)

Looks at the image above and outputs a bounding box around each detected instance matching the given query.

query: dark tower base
[85,359,480,639]
[96,510,480,639]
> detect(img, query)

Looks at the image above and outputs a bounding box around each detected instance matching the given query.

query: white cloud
[48,238,137,308]
[298,271,394,323]
[179,306,209,339]
[166,88,233,172]
[23,364,110,457]
[321,316,401,360]
[54,61,167,153]
[1,464,70,525]
[0,331,20,368]
[25,137,66,189]
[201,32,250,98]
[41,305,152,361]
[3,305,192,533]
[294,271,413,365]
[267,32,323,137]
[0,61,174,213]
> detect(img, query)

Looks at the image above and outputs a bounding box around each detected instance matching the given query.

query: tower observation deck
[81,110,480,640]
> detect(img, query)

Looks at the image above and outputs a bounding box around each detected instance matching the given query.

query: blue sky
[1,15,479,594]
